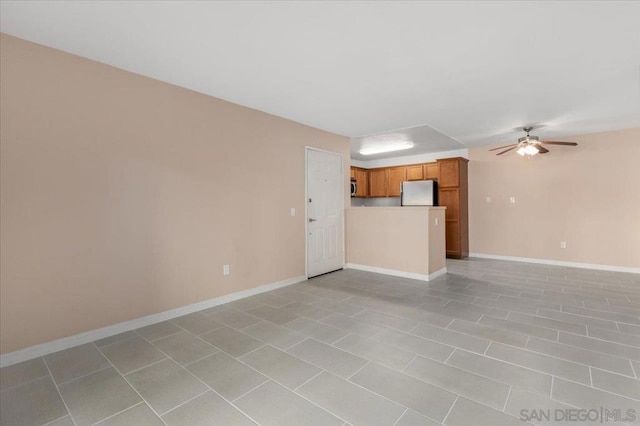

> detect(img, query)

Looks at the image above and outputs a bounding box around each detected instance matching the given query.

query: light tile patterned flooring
[1,258,640,426]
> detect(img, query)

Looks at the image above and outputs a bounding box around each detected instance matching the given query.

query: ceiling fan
[490,127,578,156]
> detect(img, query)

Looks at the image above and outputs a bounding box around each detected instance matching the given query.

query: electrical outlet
[435,217,439,226]
[509,196,516,204]
[223,264,230,275]
[486,196,491,204]
[290,208,296,216]
[560,241,567,249]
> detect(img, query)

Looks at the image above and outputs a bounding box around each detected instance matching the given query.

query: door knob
[308,218,317,222]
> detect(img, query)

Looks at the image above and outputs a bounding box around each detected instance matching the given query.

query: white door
[306,148,344,277]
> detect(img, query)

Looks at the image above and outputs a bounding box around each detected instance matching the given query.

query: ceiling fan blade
[496,146,519,155]
[537,145,549,154]
[541,141,578,146]
[489,143,518,151]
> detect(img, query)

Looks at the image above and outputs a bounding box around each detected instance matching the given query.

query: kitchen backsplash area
[351,197,401,207]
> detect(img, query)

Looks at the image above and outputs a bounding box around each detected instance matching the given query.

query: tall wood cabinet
[436,157,469,259]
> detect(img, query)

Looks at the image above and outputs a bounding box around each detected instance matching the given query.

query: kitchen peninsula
[346,206,447,281]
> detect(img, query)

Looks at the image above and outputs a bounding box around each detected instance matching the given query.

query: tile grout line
[401,354,419,372]
[88,401,145,426]
[257,335,441,423]
[501,386,513,412]
[165,354,264,426]
[441,395,459,424]
[157,388,210,419]
[441,343,640,403]
[346,360,371,380]
[179,350,225,368]
[93,342,169,426]
[144,329,186,343]
[117,357,169,377]
[93,333,140,350]
[54,364,114,387]
[42,415,76,426]
[293,370,325,391]
[42,357,78,426]
[232,344,269,362]
[0,369,52,392]
[391,408,408,426]
[629,360,638,379]
[443,348,457,364]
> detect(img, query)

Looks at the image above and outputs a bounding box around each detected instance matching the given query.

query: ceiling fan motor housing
[518,135,540,144]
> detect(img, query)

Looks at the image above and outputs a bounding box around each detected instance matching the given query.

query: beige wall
[469,127,640,269]
[346,207,446,276]
[0,34,349,354]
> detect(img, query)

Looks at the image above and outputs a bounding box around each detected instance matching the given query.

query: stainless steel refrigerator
[401,180,438,206]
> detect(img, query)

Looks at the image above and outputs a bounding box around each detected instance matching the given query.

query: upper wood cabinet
[438,160,459,187]
[366,166,407,197]
[387,167,407,197]
[350,168,356,179]
[406,164,424,181]
[354,168,368,197]
[368,169,388,197]
[424,162,439,180]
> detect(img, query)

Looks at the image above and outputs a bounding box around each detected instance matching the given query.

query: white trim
[345,263,447,282]
[469,253,640,274]
[305,146,346,278]
[428,267,448,280]
[0,275,306,368]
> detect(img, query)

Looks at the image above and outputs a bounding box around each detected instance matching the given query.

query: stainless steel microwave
[350,178,357,197]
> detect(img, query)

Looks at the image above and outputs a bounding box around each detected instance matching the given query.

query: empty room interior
[1,2,640,426]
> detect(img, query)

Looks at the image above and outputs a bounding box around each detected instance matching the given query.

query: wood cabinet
[436,157,468,259]
[354,168,368,197]
[366,167,407,197]
[368,169,388,197]
[350,167,368,198]
[406,164,424,181]
[424,162,439,180]
[438,160,459,187]
[387,167,407,197]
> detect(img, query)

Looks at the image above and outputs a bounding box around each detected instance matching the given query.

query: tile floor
[1,258,640,426]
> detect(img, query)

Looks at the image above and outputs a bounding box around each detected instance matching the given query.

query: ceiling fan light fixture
[517,144,539,156]
[491,127,577,157]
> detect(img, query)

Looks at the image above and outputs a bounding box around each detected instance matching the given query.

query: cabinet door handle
[308,218,317,223]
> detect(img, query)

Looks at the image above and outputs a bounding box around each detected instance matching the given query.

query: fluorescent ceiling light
[359,141,414,156]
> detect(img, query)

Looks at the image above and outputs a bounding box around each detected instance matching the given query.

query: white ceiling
[2,1,639,158]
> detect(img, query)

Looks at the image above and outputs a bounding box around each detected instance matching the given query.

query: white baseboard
[0,275,306,368]
[345,263,447,282]
[469,253,640,274]
[428,267,448,280]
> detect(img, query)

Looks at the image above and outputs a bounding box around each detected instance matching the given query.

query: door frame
[305,146,346,278]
